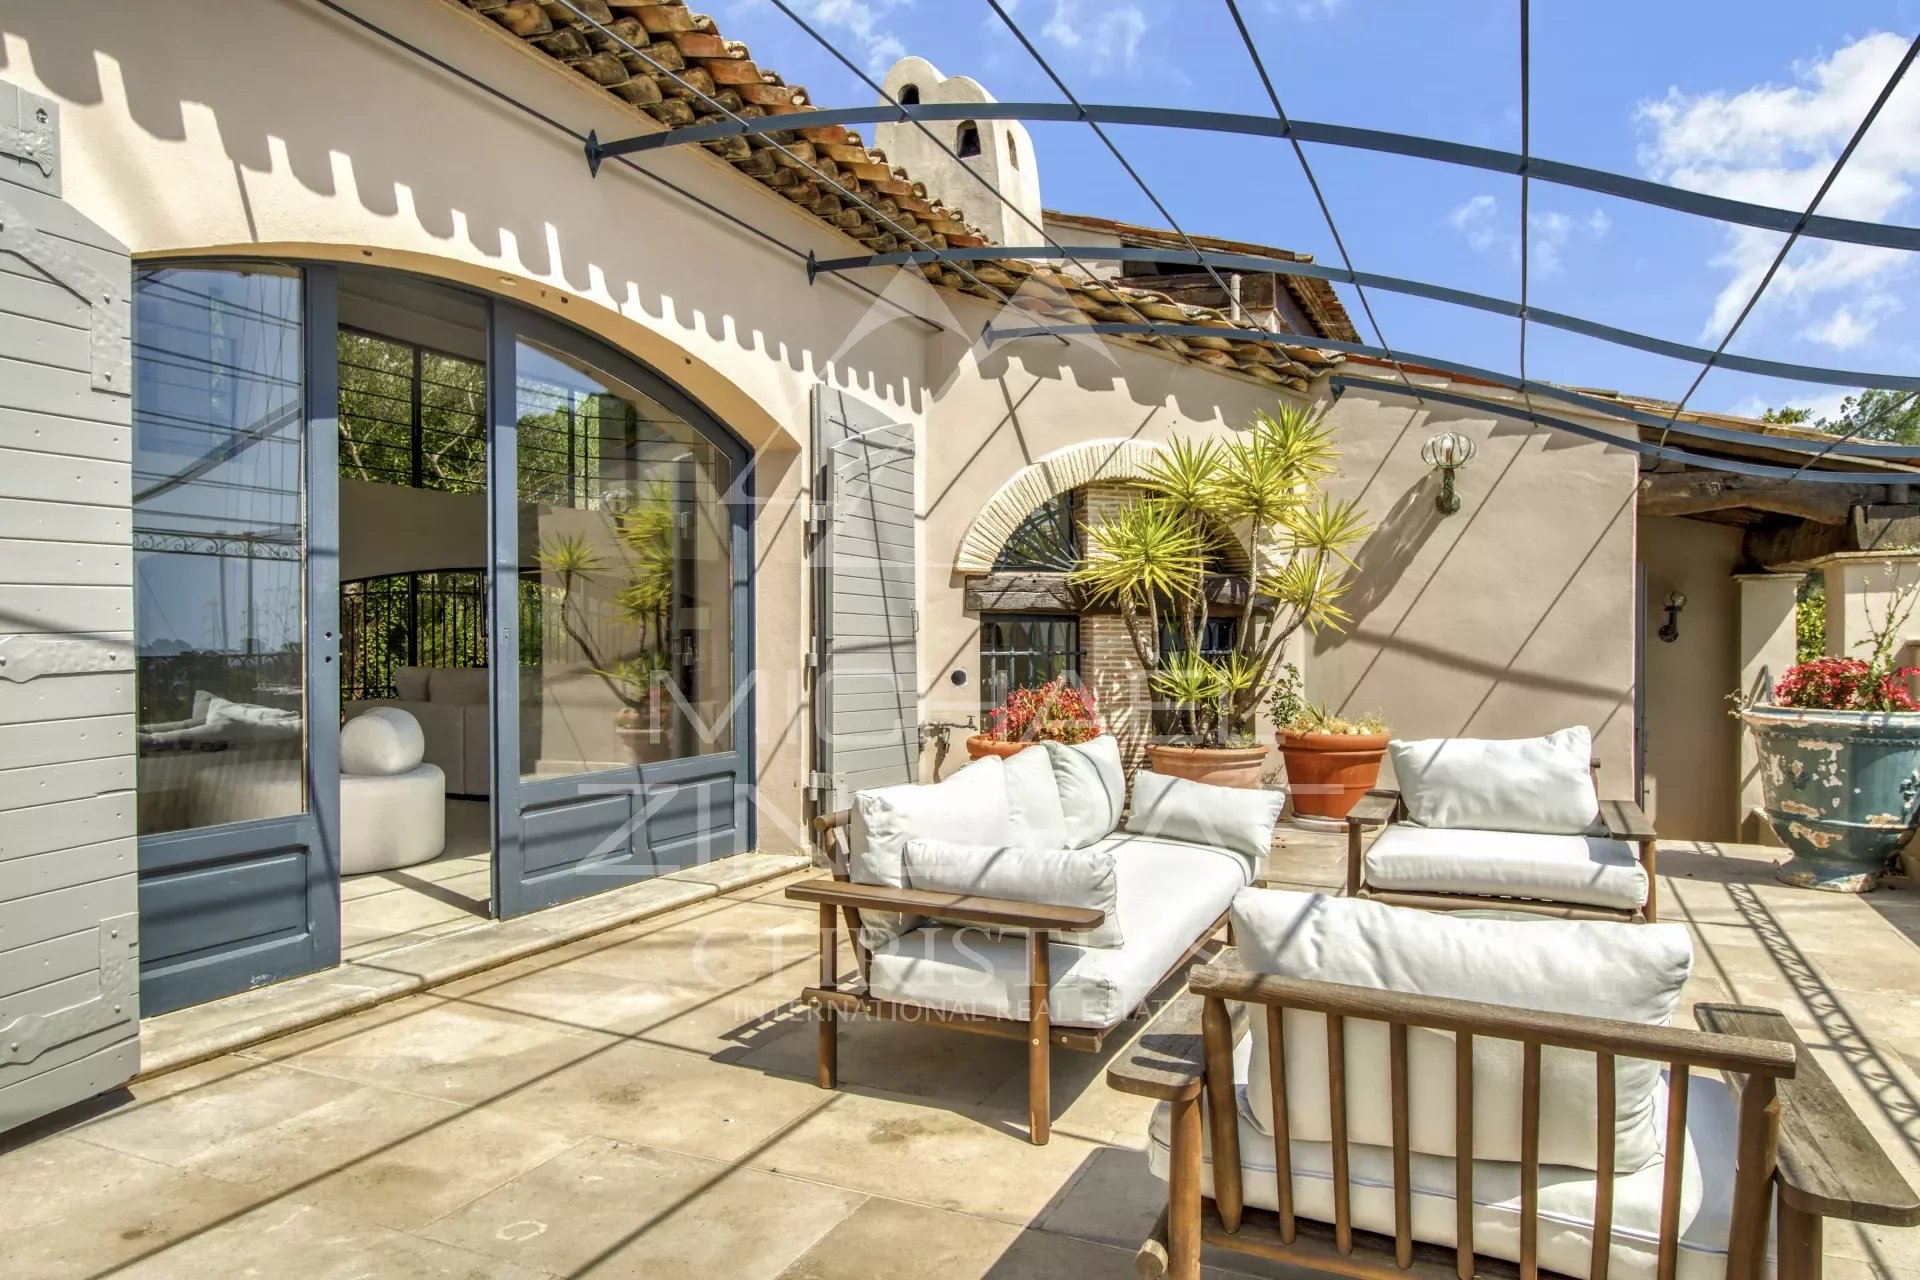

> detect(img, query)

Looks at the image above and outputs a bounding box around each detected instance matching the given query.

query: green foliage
[532,484,679,710]
[1765,390,1920,445]
[1073,404,1371,741]
[1796,572,1826,665]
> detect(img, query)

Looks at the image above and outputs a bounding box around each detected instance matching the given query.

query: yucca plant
[1070,405,1369,744]
[534,480,679,712]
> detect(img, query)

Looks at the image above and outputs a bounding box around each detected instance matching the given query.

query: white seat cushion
[1232,890,1692,1173]
[902,837,1123,948]
[1148,1033,1740,1280]
[867,833,1250,1029]
[1004,744,1069,850]
[1365,824,1649,910]
[1389,726,1600,834]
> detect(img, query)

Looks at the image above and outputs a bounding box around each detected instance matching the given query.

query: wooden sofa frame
[1345,770,1661,921]
[1110,954,1920,1280]
[786,809,1229,1145]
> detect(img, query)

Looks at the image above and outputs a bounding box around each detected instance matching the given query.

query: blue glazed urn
[1740,704,1920,893]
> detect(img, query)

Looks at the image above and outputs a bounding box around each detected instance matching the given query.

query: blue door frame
[135,264,342,1017]
[488,303,755,919]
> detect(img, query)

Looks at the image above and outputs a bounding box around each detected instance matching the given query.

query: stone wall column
[1734,572,1803,844]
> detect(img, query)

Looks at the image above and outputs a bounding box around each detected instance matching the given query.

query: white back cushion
[393,666,431,701]
[341,707,427,776]
[1123,771,1283,869]
[429,667,491,706]
[1232,889,1693,1173]
[850,757,1011,943]
[902,838,1122,948]
[1004,745,1068,850]
[1045,738,1121,847]
[1389,726,1600,834]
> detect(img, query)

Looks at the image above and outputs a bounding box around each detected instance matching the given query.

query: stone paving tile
[110,1197,553,1280]
[0,1136,263,1280]
[486,1034,831,1162]
[420,1135,863,1278]
[176,1082,580,1231]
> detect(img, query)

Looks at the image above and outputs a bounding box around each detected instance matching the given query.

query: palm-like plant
[1070,405,1370,743]
[534,479,679,712]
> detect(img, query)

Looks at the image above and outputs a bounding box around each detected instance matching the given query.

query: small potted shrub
[1268,663,1389,819]
[1070,406,1369,788]
[1737,565,1920,891]
[967,676,1103,760]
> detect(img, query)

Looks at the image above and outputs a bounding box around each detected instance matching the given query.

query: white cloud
[808,0,911,73]
[1445,195,1611,276]
[1038,0,1149,69]
[1800,295,1902,349]
[1295,0,1346,18]
[1636,32,1920,340]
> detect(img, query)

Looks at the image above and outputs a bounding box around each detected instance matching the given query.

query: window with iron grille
[337,328,485,493]
[979,613,1082,712]
[340,568,545,701]
[993,491,1079,571]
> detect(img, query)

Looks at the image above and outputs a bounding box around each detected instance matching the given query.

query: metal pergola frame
[571,2,1920,484]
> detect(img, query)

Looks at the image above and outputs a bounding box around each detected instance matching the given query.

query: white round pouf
[341,707,426,776]
[340,763,447,875]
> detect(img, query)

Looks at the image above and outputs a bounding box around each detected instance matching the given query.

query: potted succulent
[1267,663,1389,818]
[967,676,1103,760]
[1071,405,1369,788]
[1738,564,1920,892]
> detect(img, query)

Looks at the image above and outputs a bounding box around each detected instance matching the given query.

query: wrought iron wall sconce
[1658,591,1687,643]
[1421,430,1476,515]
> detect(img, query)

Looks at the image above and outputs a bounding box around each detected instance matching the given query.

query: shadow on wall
[0,4,925,414]
[1332,477,1444,632]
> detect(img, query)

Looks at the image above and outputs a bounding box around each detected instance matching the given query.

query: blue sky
[712,1,1920,422]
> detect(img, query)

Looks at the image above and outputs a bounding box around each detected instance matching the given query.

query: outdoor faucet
[919,717,978,777]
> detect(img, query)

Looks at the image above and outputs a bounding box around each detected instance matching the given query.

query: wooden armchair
[1345,780,1661,921]
[1110,957,1919,1280]
[787,810,1230,1145]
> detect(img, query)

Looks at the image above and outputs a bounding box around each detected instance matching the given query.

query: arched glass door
[488,307,752,917]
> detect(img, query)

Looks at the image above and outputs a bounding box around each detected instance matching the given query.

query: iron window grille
[979,613,1083,714]
[993,491,1079,572]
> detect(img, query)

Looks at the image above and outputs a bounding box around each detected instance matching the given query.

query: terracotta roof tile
[456,0,1346,387]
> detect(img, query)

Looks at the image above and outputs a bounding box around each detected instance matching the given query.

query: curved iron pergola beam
[980,319,1920,461]
[1330,375,1912,485]
[813,244,1920,393]
[586,104,1920,253]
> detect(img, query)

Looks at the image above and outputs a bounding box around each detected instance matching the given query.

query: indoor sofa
[346,664,491,797]
[788,734,1285,1144]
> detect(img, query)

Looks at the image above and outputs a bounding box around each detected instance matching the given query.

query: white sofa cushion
[341,707,427,776]
[1232,890,1692,1173]
[1004,745,1069,850]
[1149,1032,1737,1280]
[1389,726,1600,834]
[902,838,1122,948]
[1123,770,1283,870]
[1048,735,1124,847]
[1365,824,1648,911]
[867,832,1249,1028]
[393,666,431,701]
[851,756,1011,945]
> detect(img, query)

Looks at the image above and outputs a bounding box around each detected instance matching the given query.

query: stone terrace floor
[8,830,1920,1279]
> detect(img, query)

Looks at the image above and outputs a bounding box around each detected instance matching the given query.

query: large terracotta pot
[966,734,1036,761]
[1740,704,1920,892]
[1279,731,1389,819]
[1146,742,1268,789]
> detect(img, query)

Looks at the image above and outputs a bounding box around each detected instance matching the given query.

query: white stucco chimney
[875,56,1040,248]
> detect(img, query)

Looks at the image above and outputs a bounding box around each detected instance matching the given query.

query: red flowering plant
[1774,657,1920,713]
[984,676,1103,745]
[1764,563,1920,714]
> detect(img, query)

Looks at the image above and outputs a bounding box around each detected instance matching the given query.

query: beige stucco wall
[1637,516,1742,842]
[8,0,1651,854]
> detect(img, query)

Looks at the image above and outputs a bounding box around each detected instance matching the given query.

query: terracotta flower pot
[966,734,1036,761]
[1145,742,1269,789]
[1278,731,1389,819]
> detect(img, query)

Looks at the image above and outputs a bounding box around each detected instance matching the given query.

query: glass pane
[132,266,306,835]
[516,339,734,777]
